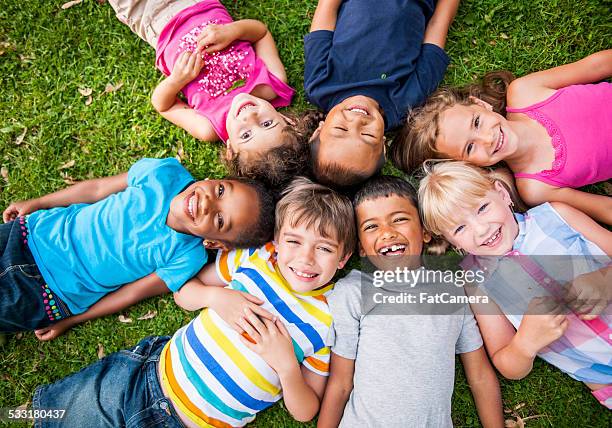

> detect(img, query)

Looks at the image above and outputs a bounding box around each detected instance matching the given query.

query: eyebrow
[283,232,339,248]
[359,210,413,227]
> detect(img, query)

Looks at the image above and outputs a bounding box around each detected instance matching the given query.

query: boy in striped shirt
[33,177,356,428]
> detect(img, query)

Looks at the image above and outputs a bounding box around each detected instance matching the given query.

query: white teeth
[293,269,316,278]
[188,196,195,219]
[238,103,255,115]
[379,244,406,255]
[495,129,503,152]
[483,229,501,245]
[348,108,368,115]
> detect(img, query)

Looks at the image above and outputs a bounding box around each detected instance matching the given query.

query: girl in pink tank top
[391,50,612,225]
[108,0,306,187]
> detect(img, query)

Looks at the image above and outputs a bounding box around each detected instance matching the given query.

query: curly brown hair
[390,71,515,174]
[221,110,325,189]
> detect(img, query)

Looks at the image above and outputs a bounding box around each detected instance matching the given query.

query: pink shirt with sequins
[506,82,612,188]
[155,0,295,142]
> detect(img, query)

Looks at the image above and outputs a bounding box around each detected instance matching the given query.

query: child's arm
[239,310,323,422]
[459,347,504,428]
[317,352,355,428]
[517,180,612,226]
[310,0,343,32]
[34,273,169,341]
[422,0,460,49]
[508,49,612,107]
[3,172,128,222]
[151,50,218,142]
[194,19,287,84]
[474,299,568,379]
[173,263,274,329]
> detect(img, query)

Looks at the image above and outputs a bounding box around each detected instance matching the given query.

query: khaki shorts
[108,0,200,47]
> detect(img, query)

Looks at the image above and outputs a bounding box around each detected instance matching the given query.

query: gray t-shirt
[327,270,483,428]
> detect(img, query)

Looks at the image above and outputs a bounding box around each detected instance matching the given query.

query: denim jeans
[33,336,185,428]
[0,218,70,333]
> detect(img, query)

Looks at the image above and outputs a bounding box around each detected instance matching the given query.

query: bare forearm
[33,173,128,209]
[469,369,504,427]
[423,0,460,48]
[229,19,268,43]
[68,274,169,327]
[173,278,219,311]
[491,334,537,380]
[317,380,352,428]
[310,0,343,32]
[151,78,184,113]
[279,364,321,422]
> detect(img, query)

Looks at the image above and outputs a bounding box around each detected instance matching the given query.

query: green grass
[0,0,610,426]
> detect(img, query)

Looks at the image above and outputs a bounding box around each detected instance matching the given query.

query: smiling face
[167,179,258,245]
[356,195,430,271]
[275,221,349,294]
[441,182,519,256]
[225,93,289,163]
[436,101,518,166]
[316,95,386,177]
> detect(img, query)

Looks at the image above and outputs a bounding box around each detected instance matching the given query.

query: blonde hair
[418,161,525,237]
[390,71,515,173]
[275,177,356,258]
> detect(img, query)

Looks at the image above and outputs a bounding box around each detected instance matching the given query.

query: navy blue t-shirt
[304,0,450,131]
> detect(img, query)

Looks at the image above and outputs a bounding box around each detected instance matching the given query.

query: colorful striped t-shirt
[160,243,332,427]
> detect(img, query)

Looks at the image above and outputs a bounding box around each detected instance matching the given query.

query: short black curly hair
[223,177,275,248]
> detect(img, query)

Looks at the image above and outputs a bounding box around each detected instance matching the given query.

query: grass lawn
[0,0,611,426]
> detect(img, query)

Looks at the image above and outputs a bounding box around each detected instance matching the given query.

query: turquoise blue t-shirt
[27,158,207,314]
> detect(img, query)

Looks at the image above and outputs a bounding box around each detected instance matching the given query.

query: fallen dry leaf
[14,127,27,145]
[513,403,525,411]
[58,159,75,170]
[118,314,133,323]
[104,81,124,94]
[137,310,157,321]
[97,343,105,359]
[504,418,524,428]
[85,95,93,106]
[62,172,77,185]
[15,332,23,340]
[176,141,185,161]
[603,182,612,196]
[61,0,83,10]
[78,87,92,97]
[500,33,509,39]
[1,166,8,183]
[16,401,29,411]
[97,0,107,4]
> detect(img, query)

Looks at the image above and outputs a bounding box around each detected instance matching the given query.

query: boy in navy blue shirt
[304,0,459,187]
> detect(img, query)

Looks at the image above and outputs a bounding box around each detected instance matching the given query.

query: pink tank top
[155,0,295,142]
[506,82,612,188]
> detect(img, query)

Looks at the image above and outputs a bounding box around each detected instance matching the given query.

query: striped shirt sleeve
[302,346,331,377]
[215,248,246,284]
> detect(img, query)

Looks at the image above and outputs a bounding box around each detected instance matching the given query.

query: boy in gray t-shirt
[317,176,503,428]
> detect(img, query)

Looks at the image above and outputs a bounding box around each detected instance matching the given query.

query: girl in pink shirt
[109,0,305,186]
[391,50,612,225]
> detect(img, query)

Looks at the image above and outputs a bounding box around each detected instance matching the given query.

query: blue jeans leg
[33,336,185,428]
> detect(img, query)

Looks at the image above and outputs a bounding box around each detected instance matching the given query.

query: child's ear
[309,121,325,142]
[468,96,493,111]
[204,240,229,251]
[493,180,513,206]
[358,242,366,258]
[423,231,432,244]
[225,144,237,161]
[337,251,352,269]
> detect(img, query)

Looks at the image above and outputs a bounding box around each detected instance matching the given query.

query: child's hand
[3,199,41,223]
[168,50,204,87]
[515,297,569,357]
[197,24,237,53]
[564,269,611,320]
[34,318,73,341]
[239,308,297,375]
[208,287,274,333]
